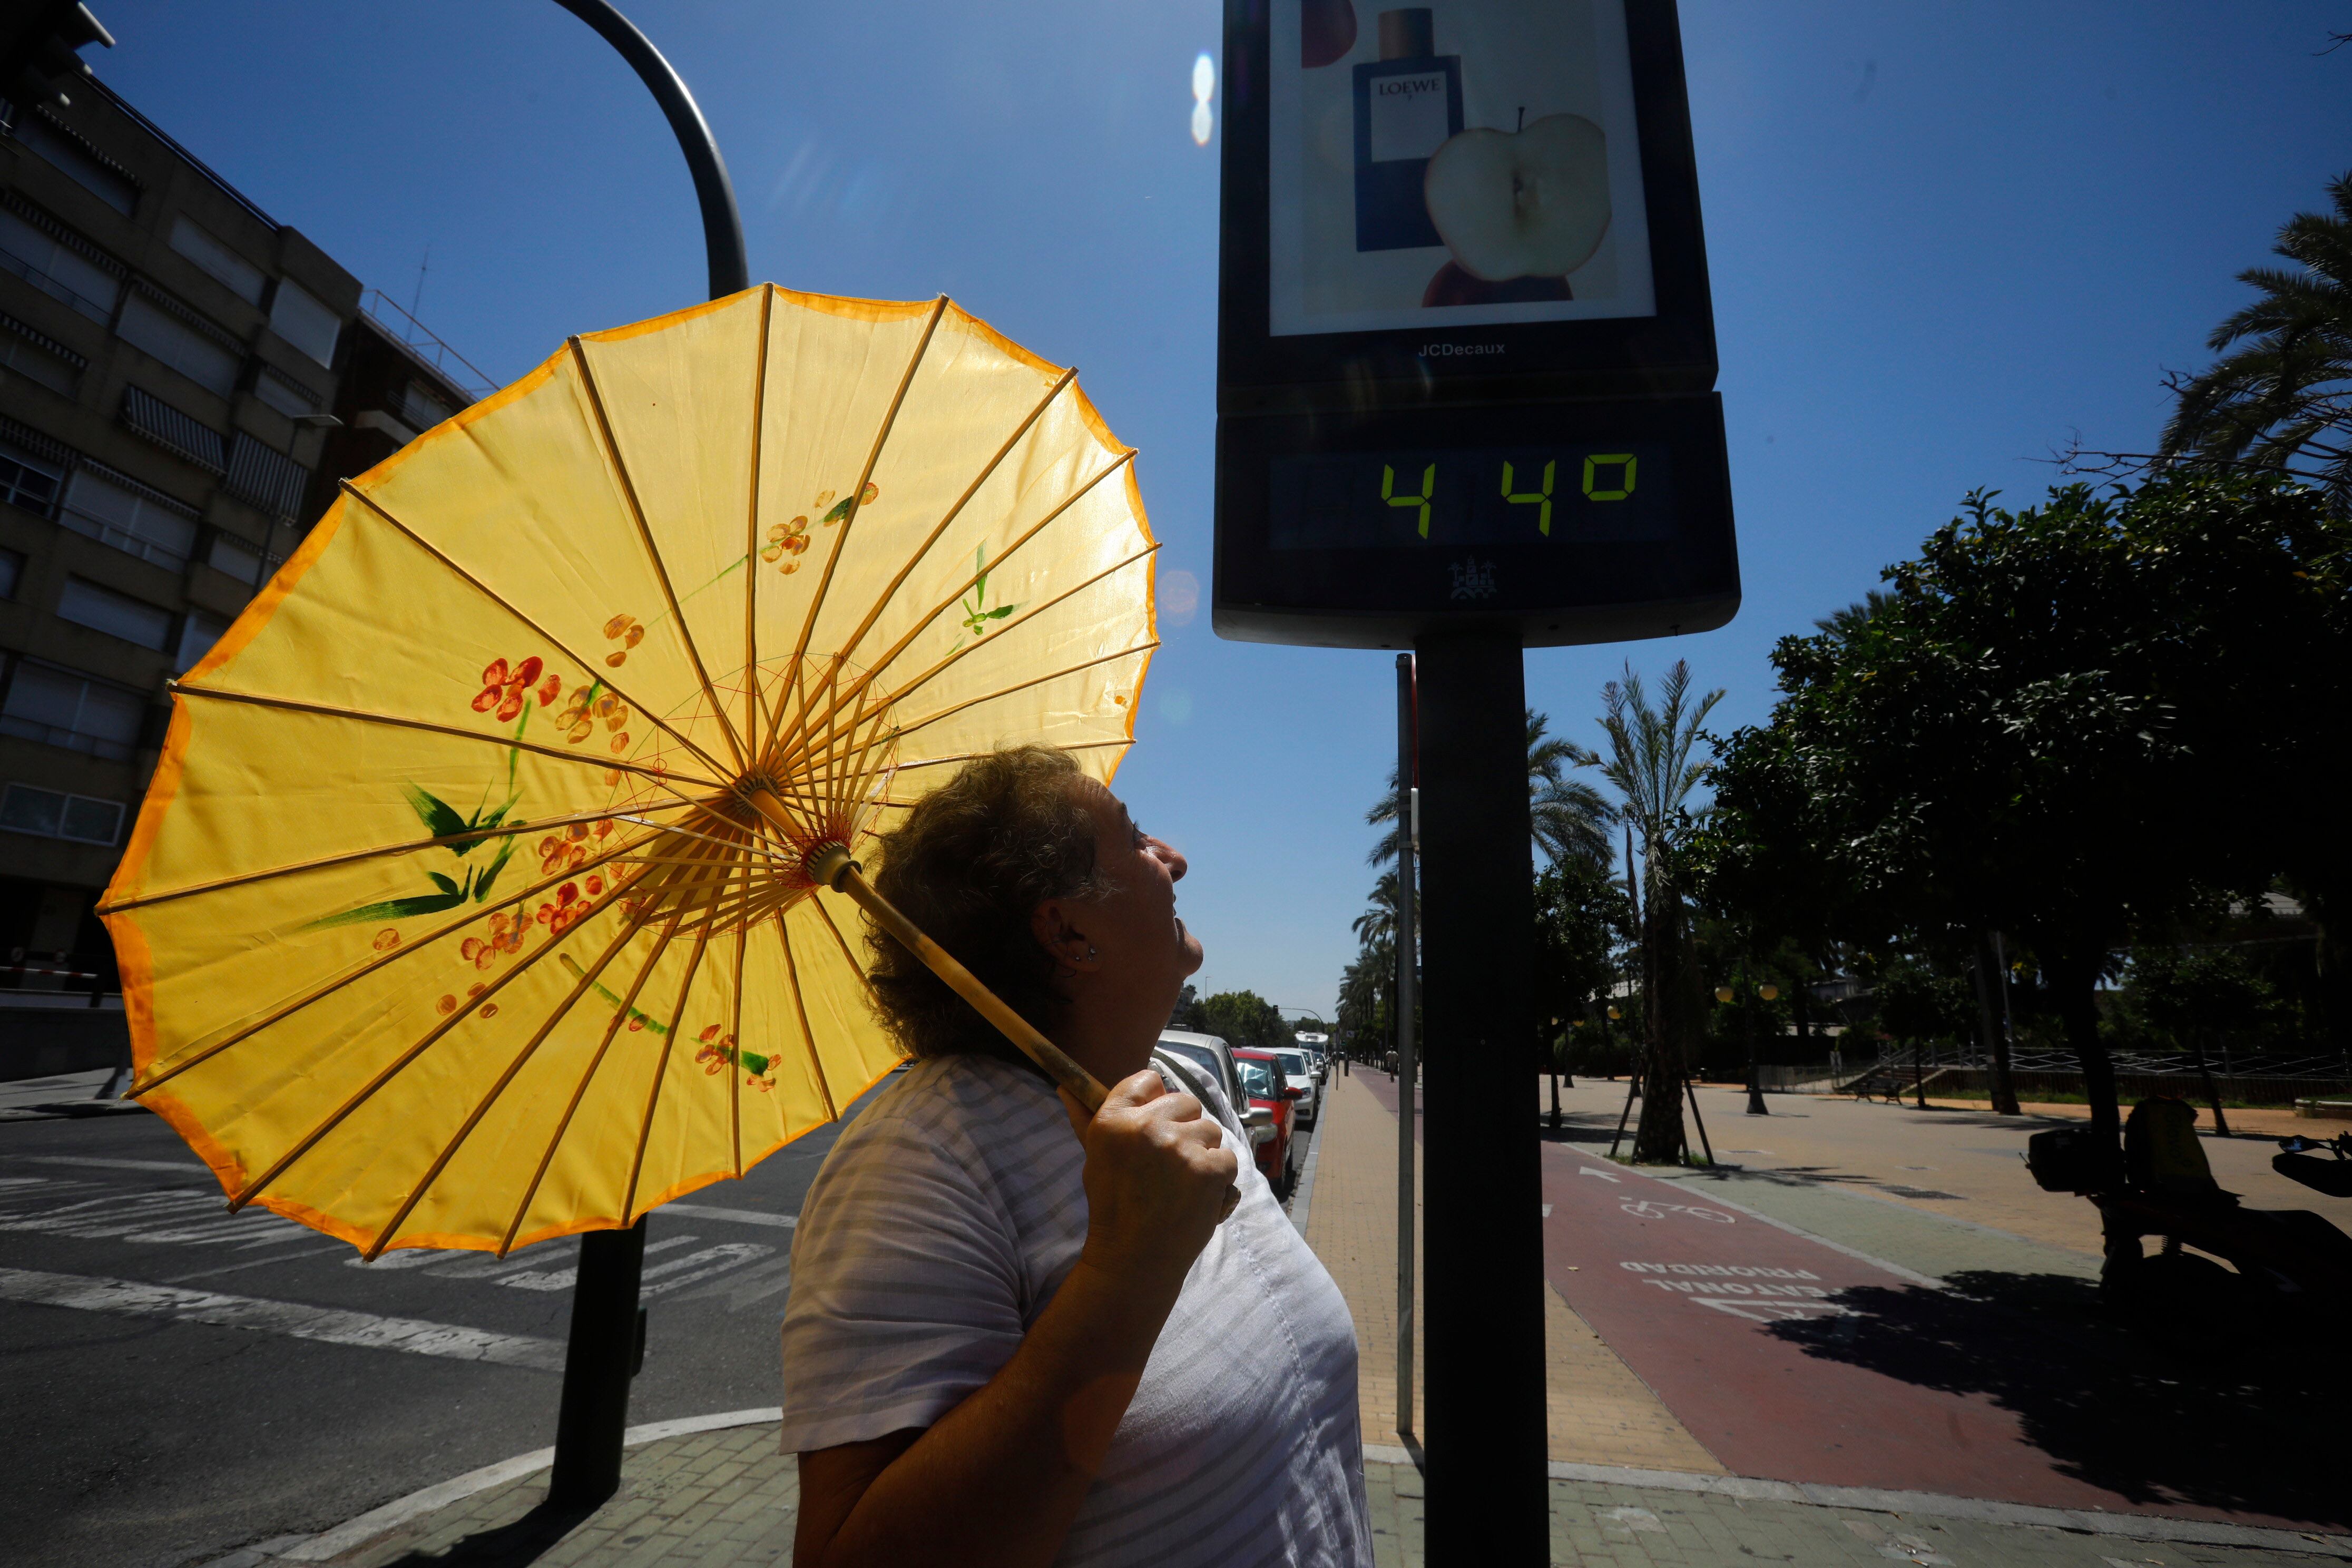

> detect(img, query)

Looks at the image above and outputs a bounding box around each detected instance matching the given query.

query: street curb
[206,1407,783,1567]
[1358,1446,2352,1560]
[1289,1105,1326,1235]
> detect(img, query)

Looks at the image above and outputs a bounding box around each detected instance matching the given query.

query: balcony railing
[359,289,495,403]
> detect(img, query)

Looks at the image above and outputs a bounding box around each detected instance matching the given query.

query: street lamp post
[542,0,746,1511]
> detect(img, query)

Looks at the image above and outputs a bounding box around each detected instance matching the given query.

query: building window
[253,366,321,418]
[57,575,173,650]
[269,279,340,368]
[226,433,308,521]
[0,438,64,517]
[401,383,456,429]
[208,532,263,586]
[0,783,125,846]
[0,548,21,598]
[0,312,84,396]
[168,214,267,306]
[176,610,229,673]
[0,660,147,760]
[119,386,227,474]
[117,291,242,399]
[58,466,198,570]
[15,113,141,215]
[0,205,121,324]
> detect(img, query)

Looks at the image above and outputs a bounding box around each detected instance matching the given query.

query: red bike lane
[1536,1140,2085,1505]
[1355,1071,2338,1530]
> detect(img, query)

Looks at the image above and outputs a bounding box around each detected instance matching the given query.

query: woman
[780,747,1372,1567]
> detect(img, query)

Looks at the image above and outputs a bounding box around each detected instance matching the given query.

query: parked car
[1232,1047,1303,1198]
[1272,1047,1320,1126]
[1156,1029,1246,1114]
[1155,1030,1277,1165]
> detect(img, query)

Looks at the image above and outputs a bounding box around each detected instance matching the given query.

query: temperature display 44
[1268,442,1673,551]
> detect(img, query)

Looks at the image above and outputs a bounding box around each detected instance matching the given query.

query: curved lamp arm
[551,0,749,301]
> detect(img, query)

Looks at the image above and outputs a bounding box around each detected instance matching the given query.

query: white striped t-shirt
[779,1051,1374,1567]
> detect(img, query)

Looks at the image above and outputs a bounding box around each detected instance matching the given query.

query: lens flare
[1192,52,1215,146]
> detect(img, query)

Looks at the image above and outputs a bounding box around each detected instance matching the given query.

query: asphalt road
[1,1064,1319,1568]
[0,1076,877,1568]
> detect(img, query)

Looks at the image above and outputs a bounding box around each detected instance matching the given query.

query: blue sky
[92,1,2352,1021]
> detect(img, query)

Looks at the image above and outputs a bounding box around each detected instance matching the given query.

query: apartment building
[0,77,485,993]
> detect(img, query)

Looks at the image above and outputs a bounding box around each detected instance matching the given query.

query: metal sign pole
[1417,633,1549,1559]
[1393,653,1418,1441]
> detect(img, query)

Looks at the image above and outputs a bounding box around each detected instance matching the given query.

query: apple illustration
[1422,114,1611,282]
[1302,0,1357,68]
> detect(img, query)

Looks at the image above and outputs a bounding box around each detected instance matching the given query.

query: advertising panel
[1267,0,1654,337]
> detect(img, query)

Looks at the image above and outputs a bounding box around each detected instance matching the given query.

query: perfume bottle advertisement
[1267,0,1657,338]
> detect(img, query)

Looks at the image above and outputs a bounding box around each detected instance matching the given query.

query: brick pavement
[217,1068,2351,1566]
[1308,1069,1723,1475]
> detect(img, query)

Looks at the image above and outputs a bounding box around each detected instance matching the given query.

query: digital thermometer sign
[1214,391,1733,648]
[1269,441,1672,550]
[1212,0,1733,647]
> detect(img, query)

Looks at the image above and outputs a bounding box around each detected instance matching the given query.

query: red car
[1232,1047,1304,1199]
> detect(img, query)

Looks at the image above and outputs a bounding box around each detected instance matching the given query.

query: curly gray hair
[863,746,1118,1063]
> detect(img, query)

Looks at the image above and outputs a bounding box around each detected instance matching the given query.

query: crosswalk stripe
[0,1268,565,1370]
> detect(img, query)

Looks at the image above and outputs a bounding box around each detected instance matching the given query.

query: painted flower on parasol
[100,287,1158,1261]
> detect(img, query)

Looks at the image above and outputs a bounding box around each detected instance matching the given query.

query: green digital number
[1582,453,1637,502]
[1501,459,1556,536]
[1382,463,1436,538]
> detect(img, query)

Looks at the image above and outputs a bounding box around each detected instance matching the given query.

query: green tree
[1532,858,1633,1119]
[1870,955,1975,1108]
[2159,171,2352,509]
[1367,708,1610,873]
[1595,660,1723,1163]
[1707,476,2348,1158]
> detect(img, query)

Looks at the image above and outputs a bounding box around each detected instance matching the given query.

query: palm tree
[1367,708,1612,872]
[1595,661,1724,1163]
[2157,171,2352,508]
[1353,870,1408,950]
[1813,589,1896,641]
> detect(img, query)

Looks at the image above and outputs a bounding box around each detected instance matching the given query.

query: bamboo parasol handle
[811,844,1109,1115]
[799,837,1240,1222]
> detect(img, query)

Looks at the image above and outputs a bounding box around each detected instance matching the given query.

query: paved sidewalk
[195,1069,2351,1566]
[219,1419,2348,1567]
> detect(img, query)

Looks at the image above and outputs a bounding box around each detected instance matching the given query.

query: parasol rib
[886,640,1159,749]
[743,284,776,752]
[773,297,950,728]
[132,827,662,1096]
[96,798,698,917]
[226,859,663,1211]
[767,365,1079,763]
[770,450,1137,775]
[338,482,741,786]
[886,737,1127,778]
[622,903,720,1223]
[168,684,727,791]
[810,894,874,992]
[361,899,663,1259]
[498,900,693,1255]
[775,912,838,1122]
[566,335,751,773]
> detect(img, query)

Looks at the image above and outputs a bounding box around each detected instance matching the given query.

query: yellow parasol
[99,286,1155,1259]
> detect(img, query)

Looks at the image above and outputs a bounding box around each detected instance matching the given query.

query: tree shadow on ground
[1769,1269,2351,1529]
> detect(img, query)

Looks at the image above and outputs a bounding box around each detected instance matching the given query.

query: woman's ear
[1030,897,1099,973]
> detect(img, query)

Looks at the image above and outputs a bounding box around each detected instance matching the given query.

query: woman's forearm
[798,1255,1183,1568]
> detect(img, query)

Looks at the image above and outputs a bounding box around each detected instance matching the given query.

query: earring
[1086,946,1099,959]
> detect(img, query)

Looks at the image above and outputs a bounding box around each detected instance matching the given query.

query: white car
[1271,1047,1320,1126]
